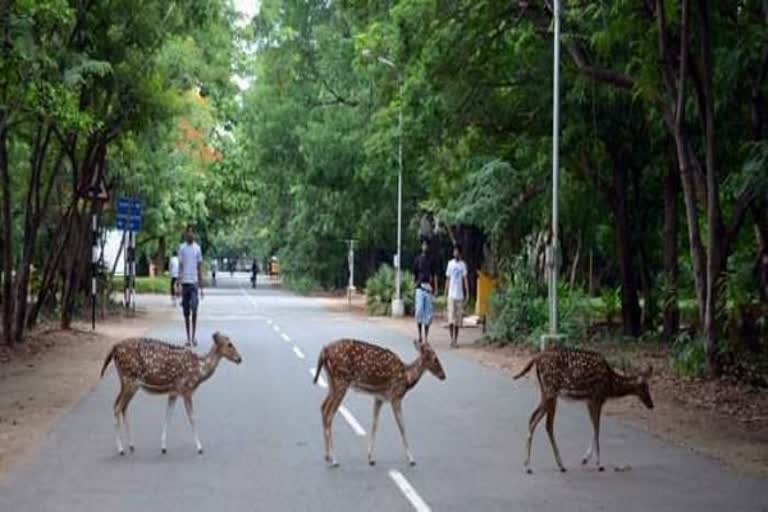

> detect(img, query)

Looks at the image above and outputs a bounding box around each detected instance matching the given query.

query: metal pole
[392,76,405,316]
[348,239,354,307]
[544,0,561,350]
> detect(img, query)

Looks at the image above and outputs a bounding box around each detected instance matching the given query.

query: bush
[487,255,591,347]
[365,264,415,316]
[670,332,706,377]
[283,275,320,295]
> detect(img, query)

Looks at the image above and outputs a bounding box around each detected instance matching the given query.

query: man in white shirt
[445,244,469,347]
[169,252,180,306]
[177,225,204,346]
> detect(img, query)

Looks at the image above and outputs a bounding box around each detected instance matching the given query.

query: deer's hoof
[581,458,588,466]
[331,461,340,468]
[409,460,416,467]
[161,448,167,454]
[526,468,533,475]
[559,467,567,473]
[598,466,605,472]
[369,460,376,466]
[197,448,204,455]
[129,446,135,453]
[119,450,125,456]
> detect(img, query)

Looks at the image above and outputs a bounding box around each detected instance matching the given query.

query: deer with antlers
[100,332,242,455]
[515,346,653,473]
[313,338,446,467]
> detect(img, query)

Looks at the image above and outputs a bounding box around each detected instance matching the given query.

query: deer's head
[414,340,446,380]
[633,365,654,409]
[213,332,243,364]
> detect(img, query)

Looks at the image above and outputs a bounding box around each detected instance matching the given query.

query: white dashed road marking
[339,406,366,436]
[273,325,281,333]
[389,470,431,512]
[292,346,305,359]
[281,333,291,343]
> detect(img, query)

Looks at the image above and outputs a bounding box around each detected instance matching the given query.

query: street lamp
[542,0,563,350]
[363,49,405,317]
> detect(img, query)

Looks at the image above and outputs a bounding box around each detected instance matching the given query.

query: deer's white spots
[389,470,431,512]
[292,346,305,359]
[339,405,366,436]
[281,333,291,343]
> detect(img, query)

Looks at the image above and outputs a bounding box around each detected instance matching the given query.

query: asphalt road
[1,274,766,511]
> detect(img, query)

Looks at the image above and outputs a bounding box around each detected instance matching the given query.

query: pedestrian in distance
[177,225,204,347]
[210,259,217,287]
[251,258,259,288]
[169,251,180,307]
[413,239,437,344]
[445,243,469,348]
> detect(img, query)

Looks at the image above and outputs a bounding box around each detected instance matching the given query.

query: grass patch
[112,275,170,294]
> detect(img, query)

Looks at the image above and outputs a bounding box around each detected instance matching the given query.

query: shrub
[365,264,415,316]
[283,275,320,295]
[487,255,591,347]
[669,332,706,377]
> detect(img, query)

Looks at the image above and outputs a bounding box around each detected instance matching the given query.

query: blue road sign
[116,197,142,231]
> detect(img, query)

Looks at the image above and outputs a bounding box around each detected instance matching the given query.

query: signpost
[116,197,142,314]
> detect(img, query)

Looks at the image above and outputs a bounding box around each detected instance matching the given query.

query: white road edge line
[309,368,328,388]
[281,333,291,343]
[292,346,305,359]
[339,406,366,436]
[389,470,431,512]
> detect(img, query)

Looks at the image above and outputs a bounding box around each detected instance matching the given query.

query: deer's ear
[212,331,222,344]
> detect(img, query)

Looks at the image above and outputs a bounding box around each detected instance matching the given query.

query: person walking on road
[169,252,180,307]
[251,258,259,288]
[445,243,469,347]
[210,259,218,287]
[177,225,204,347]
[413,239,436,344]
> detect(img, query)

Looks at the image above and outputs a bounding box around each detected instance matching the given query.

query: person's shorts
[447,299,464,326]
[181,283,199,316]
[415,287,433,325]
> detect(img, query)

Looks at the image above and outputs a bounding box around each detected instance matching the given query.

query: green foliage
[670,332,707,378]
[365,264,415,316]
[600,287,621,327]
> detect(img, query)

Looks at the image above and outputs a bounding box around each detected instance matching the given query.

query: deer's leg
[182,395,203,454]
[322,384,347,466]
[524,403,548,473]
[544,398,566,472]
[161,395,178,454]
[581,400,604,471]
[391,399,415,466]
[120,384,139,453]
[368,398,384,466]
[113,386,126,455]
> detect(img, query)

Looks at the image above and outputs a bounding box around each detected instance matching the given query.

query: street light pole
[543,0,562,350]
[392,75,405,317]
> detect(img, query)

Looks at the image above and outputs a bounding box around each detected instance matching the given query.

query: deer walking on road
[100,332,242,455]
[313,338,446,467]
[515,346,653,473]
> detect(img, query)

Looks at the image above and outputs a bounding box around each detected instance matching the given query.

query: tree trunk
[662,162,680,341]
[0,126,13,344]
[611,159,641,337]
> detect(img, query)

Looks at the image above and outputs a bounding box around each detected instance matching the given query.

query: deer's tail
[313,347,326,384]
[100,346,116,378]
[513,356,538,380]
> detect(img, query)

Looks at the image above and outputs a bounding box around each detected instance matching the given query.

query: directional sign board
[116,197,142,231]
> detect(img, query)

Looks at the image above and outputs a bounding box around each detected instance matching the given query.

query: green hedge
[365,264,415,316]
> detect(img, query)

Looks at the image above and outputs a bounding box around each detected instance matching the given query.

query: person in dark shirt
[413,239,436,344]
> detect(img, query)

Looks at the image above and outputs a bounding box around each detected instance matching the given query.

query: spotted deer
[100,332,242,455]
[514,346,653,473]
[313,338,446,467]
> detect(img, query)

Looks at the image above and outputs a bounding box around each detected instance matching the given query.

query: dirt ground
[321,293,768,478]
[0,310,161,482]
